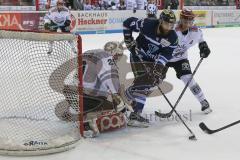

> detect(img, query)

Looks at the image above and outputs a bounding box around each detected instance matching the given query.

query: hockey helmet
[104,41,124,60]
[159,9,176,24]
[57,0,65,5]
[180,8,196,21]
[146,4,157,17]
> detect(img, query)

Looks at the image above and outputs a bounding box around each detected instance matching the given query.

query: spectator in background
[83,0,94,10]
[237,0,240,9]
[136,0,147,9]
[118,0,126,10]
[20,0,34,6]
[208,0,216,5]
[164,0,179,9]
[196,0,208,6]
[73,0,84,10]
[216,0,229,5]
[125,0,137,12]
[105,0,118,10]
[101,0,110,9]
[64,0,72,8]
[0,0,20,6]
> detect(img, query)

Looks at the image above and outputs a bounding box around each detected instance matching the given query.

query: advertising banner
[0,12,45,30]
[0,10,240,34]
[71,10,146,34]
[212,10,240,27]
[193,10,212,27]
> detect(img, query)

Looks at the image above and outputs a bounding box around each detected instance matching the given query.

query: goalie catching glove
[44,19,58,31]
[199,41,210,58]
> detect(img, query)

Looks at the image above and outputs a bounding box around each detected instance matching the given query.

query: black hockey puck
[189,135,197,141]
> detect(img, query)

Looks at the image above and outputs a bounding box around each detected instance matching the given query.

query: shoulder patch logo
[146,44,159,55]
[160,38,171,47]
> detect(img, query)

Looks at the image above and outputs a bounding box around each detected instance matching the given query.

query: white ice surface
[1,27,240,160]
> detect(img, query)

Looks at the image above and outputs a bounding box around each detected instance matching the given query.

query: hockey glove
[151,63,165,85]
[124,37,136,54]
[199,41,210,58]
[64,26,71,32]
[44,20,58,31]
[112,93,126,112]
[152,70,163,85]
[64,20,71,27]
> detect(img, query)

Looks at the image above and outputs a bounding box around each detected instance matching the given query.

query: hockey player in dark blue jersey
[123,9,178,127]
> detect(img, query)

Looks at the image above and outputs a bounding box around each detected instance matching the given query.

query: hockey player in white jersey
[164,9,212,114]
[44,0,76,54]
[61,41,130,138]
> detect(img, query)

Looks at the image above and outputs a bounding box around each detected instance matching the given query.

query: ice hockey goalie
[59,41,129,138]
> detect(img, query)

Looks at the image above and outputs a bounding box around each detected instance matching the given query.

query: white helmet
[104,41,124,60]
[146,4,157,17]
[56,0,65,10]
[57,0,64,4]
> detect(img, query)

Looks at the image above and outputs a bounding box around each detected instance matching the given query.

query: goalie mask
[146,4,157,18]
[104,41,124,60]
[56,0,65,10]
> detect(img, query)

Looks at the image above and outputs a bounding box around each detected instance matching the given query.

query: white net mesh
[0,30,82,155]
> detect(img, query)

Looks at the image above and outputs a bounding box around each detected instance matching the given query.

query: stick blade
[199,122,214,134]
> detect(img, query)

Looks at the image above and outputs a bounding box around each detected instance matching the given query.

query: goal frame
[0,29,84,155]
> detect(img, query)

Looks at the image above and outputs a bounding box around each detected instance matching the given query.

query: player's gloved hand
[199,41,210,58]
[152,70,163,85]
[112,93,126,112]
[124,37,136,54]
[44,20,58,31]
[64,20,71,27]
[151,63,165,85]
[64,26,71,32]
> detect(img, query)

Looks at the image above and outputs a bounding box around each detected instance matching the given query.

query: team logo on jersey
[182,62,190,71]
[173,44,187,58]
[130,21,136,27]
[146,44,159,55]
[160,38,171,47]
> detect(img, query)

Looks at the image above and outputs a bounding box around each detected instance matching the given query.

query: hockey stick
[156,85,197,140]
[199,120,240,134]
[155,58,204,118]
[133,49,197,140]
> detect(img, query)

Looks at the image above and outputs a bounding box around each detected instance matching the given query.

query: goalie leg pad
[96,110,126,132]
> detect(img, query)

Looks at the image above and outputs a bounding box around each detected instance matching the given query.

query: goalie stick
[155,58,204,118]
[199,120,240,134]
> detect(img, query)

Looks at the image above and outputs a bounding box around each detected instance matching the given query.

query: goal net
[0,30,83,156]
